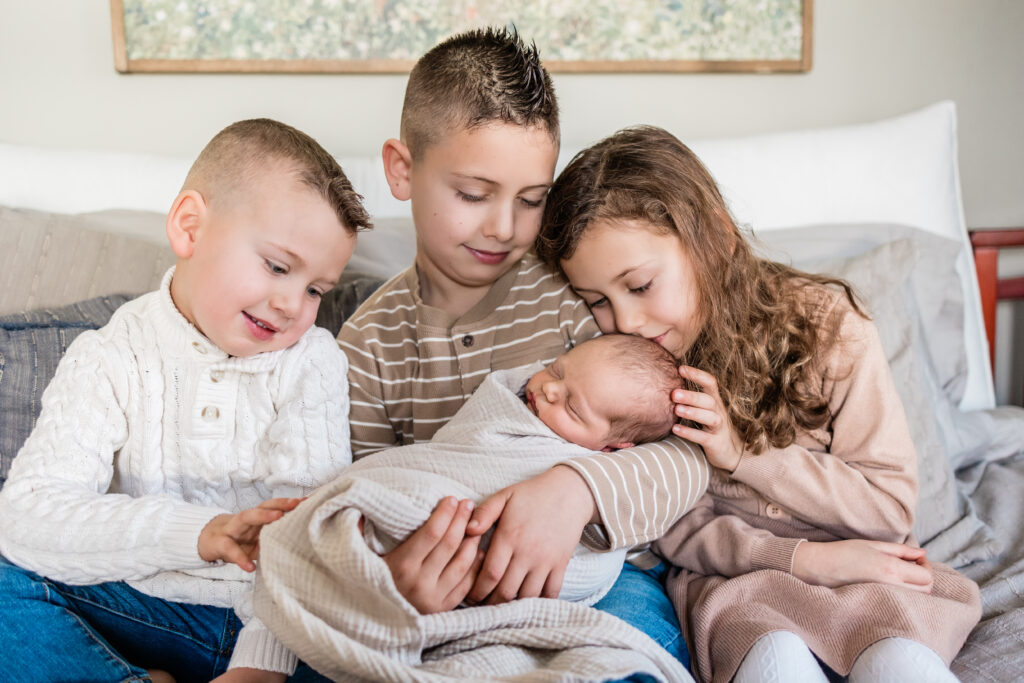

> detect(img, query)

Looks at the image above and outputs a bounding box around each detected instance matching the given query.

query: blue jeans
[593,560,690,681]
[0,555,327,683]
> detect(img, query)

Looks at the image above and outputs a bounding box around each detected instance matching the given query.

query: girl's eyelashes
[306,286,323,299]
[519,196,544,209]
[628,281,653,294]
[588,296,608,308]
[456,190,485,203]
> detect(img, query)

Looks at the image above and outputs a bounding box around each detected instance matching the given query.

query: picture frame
[110,0,813,74]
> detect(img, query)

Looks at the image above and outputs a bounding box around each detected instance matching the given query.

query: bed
[1,101,1022,681]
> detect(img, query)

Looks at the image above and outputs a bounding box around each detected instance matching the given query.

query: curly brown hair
[537,126,866,454]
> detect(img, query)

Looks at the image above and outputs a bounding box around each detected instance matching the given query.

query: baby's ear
[165,190,206,258]
[381,138,413,201]
[601,441,635,452]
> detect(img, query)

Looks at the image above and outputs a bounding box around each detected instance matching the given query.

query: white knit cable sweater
[0,268,353,674]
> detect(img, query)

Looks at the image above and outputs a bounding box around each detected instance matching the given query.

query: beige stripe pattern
[338,252,709,550]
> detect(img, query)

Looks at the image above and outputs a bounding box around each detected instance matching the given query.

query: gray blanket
[255,364,692,682]
[942,405,1024,682]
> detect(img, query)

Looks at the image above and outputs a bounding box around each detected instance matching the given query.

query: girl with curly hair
[537,125,979,683]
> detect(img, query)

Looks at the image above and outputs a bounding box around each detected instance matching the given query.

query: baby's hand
[671,366,744,472]
[198,498,302,572]
[793,539,933,593]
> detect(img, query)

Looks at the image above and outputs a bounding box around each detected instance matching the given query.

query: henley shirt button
[201,406,220,421]
[461,334,474,347]
[192,342,207,354]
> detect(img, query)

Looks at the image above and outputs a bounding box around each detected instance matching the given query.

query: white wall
[2,0,1022,403]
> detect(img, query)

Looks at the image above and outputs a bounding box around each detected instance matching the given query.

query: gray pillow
[0,271,384,489]
[0,205,173,316]
[757,224,993,565]
[0,294,135,487]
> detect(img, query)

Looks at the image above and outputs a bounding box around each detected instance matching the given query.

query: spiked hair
[400,26,559,158]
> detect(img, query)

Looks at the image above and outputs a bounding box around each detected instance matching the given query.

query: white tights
[732,631,959,682]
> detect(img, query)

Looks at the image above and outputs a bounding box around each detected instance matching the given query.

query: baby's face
[524,342,627,451]
[177,168,355,357]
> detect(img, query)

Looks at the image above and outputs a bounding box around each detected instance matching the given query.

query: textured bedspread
[254,364,692,682]
[931,405,1024,682]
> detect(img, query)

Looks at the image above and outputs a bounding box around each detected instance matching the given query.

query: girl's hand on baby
[382,496,484,614]
[672,366,744,472]
[792,539,933,593]
[465,465,596,605]
[197,498,302,572]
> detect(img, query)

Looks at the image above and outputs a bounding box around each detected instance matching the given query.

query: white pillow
[559,101,992,410]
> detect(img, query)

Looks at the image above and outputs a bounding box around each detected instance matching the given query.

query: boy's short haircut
[400,26,560,159]
[184,118,372,234]
[591,335,681,446]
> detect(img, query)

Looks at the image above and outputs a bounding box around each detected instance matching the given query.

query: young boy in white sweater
[0,118,370,683]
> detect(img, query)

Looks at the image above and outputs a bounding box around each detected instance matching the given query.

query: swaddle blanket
[255,363,693,682]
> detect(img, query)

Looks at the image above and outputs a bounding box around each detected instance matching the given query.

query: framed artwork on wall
[110,0,812,74]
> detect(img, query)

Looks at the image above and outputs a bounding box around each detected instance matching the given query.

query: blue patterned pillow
[0,294,135,487]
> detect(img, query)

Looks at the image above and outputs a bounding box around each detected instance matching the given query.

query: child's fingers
[516,567,550,601]
[541,563,566,600]
[216,538,256,572]
[678,365,719,393]
[234,506,285,531]
[469,537,514,604]
[675,405,722,430]
[257,497,303,512]
[439,535,481,595]
[484,557,529,605]
[672,422,711,446]
[422,499,475,578]
[446,547,486,610]
[467,490,507,536]
[871,541,927,562]
[672,389,718,410]
[397,497,459,565]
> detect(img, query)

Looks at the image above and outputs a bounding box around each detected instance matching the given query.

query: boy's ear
[601,441,635,452]
[381,138,413,201]
[166,190,207,258]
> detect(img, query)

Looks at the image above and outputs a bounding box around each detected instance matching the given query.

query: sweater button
[201,406,220,421]
[192,342,207,354]
[461,334,474,347]
[210,370,223,383]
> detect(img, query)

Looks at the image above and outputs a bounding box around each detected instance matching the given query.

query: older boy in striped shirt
[338,27,708,667]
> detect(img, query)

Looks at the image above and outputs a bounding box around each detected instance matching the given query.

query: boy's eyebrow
[268,242,305,265]
[453,172,550,190]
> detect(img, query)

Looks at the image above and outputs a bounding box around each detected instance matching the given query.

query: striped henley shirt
[338,252,709,550]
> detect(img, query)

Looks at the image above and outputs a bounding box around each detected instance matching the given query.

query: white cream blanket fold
[255,363,693,682]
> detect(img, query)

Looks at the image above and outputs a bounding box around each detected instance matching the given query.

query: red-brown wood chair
[969,227,1024,401]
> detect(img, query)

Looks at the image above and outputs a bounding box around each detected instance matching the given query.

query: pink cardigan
[654,288,980,683]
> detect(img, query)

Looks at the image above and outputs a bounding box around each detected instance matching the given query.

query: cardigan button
[210,370,223,383]
[192,341,207,354]
[766,504,783,518]
[461,334,474,347]
[201,406,220,421]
